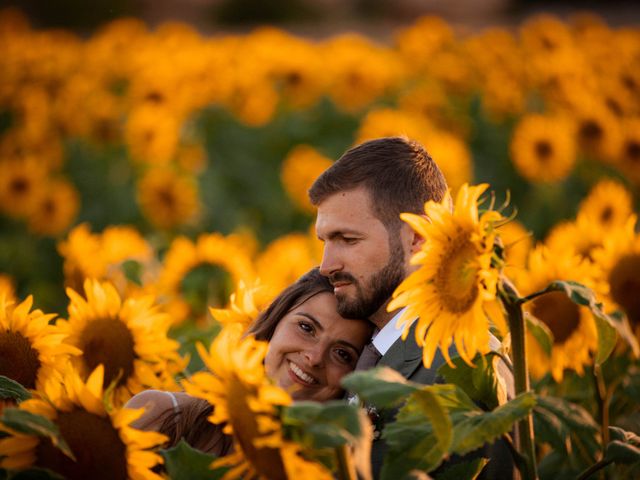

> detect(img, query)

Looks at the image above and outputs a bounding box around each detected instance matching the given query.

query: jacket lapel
[378,321,423,379]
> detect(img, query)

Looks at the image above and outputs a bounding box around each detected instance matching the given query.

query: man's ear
[409,229,425,255]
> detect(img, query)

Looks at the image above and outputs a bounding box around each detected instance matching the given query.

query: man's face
[315,186,409,327]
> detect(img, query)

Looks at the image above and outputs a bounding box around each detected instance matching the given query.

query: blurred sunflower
[545,216,607,263]
[158,233,255,325]
[59,279,184,407]
[125,103,181,165]
[0,365,166,480]
[255,233,321,302]
[520,14,575,54]
[0,157,48,219]
[510,114,577,183]
[280,145,333,214]
[0,274,16,302]
[572,100,622,163]
[58,224,155,295]
[209,280,269,334]
[497,220,533,287]
[136,167,201,230]
[0,295,78,391]
[183,325,332,480]
[394,15,454,70]
[592,217,640,337]
[618,117,640,186]
[520,246,599,381]
[578,178,634,230]
[389,184,504,367]
[26,177,80,237]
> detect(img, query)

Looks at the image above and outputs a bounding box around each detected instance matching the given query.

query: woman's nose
[303,345,325,368]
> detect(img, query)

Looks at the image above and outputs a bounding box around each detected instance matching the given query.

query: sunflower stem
[592,364,610,450]
[499,277,538,480]
[334,444,357,480]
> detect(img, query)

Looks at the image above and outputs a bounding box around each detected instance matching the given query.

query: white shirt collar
[371,308,413,356]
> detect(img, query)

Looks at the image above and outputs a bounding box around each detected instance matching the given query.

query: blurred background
[0,0,639,329]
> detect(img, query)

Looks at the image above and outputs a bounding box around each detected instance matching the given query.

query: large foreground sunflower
[592,216,640,337]
[0,295,78,391]
[520,245,599,382]
[388,183,504,367]
[59,279,184,407]
[183,325,332,479]
[0,365,166,480]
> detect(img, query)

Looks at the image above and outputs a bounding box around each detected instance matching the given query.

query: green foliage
[0,375,31,403]
[282,400,363,449]
[0,409,75,461]
[434,458,489,480]
[438,354,500,411]
[5,468,65,480]
[160,439,228,480]
[525,315,553,358]
[340,367,419,408]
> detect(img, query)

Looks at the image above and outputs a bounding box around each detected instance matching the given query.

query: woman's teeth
[289,361,317,384]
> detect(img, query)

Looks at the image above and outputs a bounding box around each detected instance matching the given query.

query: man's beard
[330,244,405,320]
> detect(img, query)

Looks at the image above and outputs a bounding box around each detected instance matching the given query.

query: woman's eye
[334,349,353,364]
[298,321,313,334]
[343,237,358,245]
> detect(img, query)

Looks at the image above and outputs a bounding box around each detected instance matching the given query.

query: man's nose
[319,244,341,277]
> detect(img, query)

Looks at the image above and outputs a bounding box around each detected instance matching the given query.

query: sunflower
[158,233,256,325]
[209,280,268,333]
[0,274,16,302]
[578,178,634,230]
[497,219,533,288]
[58,279,185,407]
[388,184,504,367]
[0,295,79,391]
[0,364,166,480]
[183,325,332,480]
[136,167,201,230]
[0,156,48,219]
[26,177,80,237]
[592,217,640,337]
[58,224,155,296]
[125,103,181,165]
[281,145,333,214]
[618,117,640,186]
[571,100,623,163]
[520,245,600,382]
[255,233,321,302]
[545,213,611,263]
[520,14,575,55]
[509,114,577,183]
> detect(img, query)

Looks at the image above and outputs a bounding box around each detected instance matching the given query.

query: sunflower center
[579,120,603,143]
[227,373,287,480]
[608,254,640,326]
[0,330,41,389]
[79,318,136,388]
[9,177,29,195]
[531,291,581,344]
[36,409,128,480]
[600,206,613,223]
[625,140,640,163]
[285,71,302,87]
[434,232,480,313]
[42,199,56,215]
[534,140,553,162]
[157,188,176,208]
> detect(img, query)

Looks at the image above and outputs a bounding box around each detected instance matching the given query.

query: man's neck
[370,301,395,330]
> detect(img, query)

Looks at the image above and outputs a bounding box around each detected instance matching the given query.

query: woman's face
[264,292,371,402]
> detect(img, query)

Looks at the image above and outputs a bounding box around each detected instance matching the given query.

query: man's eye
[343,237,358,245]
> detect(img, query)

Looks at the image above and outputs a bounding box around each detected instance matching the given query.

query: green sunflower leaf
[0,375,31,403]
[524,314,553,358]
[433,457,489,480]
[8,467,66,480]
[450,391,536,456]
[438,354,499,411]
[0,408,75,461]
[543,280,620,365]
[161,439,227,480]
[341,367,420,408]
[282,400,362,449]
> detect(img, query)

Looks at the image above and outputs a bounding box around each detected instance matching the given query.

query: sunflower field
[1,6,640,480]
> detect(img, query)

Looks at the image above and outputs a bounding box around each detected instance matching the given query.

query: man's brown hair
[308,136,448,232]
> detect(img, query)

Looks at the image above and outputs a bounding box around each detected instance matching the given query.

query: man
[309,136,514,479]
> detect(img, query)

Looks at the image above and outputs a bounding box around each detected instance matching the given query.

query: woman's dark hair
[247,267,334,341]
[155,267,354,456]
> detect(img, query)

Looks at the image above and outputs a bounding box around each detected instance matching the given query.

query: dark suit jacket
[369,321,515,480]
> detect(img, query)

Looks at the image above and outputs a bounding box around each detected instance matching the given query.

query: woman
[126,268,372,455]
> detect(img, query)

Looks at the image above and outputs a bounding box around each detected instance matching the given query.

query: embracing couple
[129,136,514,479]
